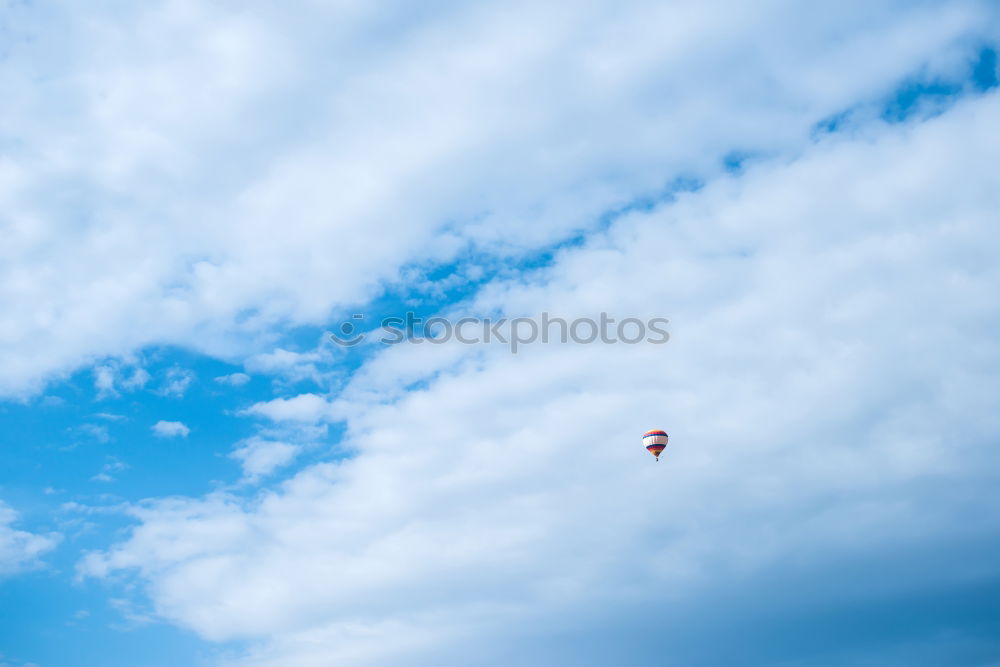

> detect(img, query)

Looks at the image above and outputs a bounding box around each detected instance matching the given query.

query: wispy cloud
[151,420,190,438]
[239,394,332,423]
[215,373,251,387]
[92,363,150,400]
[155,367,195,398]
[90,458,129,483]
[0,503,59,578]
[230,437,300,482]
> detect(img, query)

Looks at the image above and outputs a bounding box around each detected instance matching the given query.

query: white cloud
[240,394,333,423]
[83,89,1000,664]
[92,362,150,399]
[91,458,129,483]
[93,366,117,399]
[122,367,152,391]
[77,423,111,444]
[152,420,190,438]
[230,438,300,482]
[2,0,992,399]
[0,502,59,578]
[156,367,195,398]
[94,412,127,421]
[215,372,251,387]
[244,348,333,386]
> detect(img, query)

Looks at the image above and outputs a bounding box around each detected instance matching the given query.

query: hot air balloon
[643,429,668,461]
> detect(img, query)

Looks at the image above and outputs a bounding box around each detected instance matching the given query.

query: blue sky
[2,2,1000,665]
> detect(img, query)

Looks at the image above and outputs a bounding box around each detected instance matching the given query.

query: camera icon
[328,314,366,347]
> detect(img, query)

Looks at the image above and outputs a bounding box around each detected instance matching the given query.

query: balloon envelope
[642,429,668,460]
